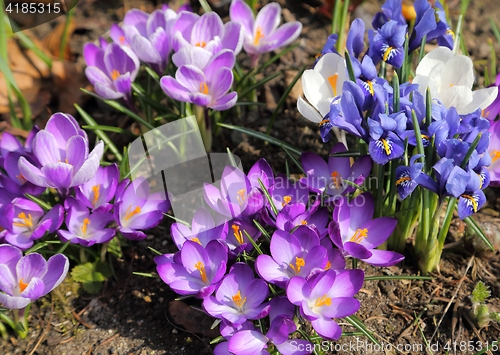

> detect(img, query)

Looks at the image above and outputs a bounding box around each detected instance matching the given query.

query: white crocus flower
[297,53,347,124]
[413,47,498,115]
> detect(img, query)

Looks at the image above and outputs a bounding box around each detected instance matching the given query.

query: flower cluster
[84,0,302,111]
[156,156,403,354]
[0,113,170,251]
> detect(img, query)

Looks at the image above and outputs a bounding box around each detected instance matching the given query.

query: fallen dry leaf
[168,300,219,338]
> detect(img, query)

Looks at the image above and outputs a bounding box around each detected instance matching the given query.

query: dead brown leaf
[168,300,219,338]
[43,17,76,60]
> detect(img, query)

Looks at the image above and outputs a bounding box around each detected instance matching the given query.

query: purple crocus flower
[83,41,140,101]
[74,164,119,212]
[160,63,237,111]
[286,269,363,340]
[172,11,243,55]
[17,113,104,195]
[171,207,228,250]
[229,0,302,65]
[483,73,500,121]
[329,193,404,266]
[300,143,372,201]
[0,199,63,250]
[0,152,45,197]
[203,166,263,219]
[225,217,260,255]
[114,177,170,240]
[275,202,329,238]
[255,228,328,287]
[0,245,69,309]
[58,198,115,247]
[156,240,227,298]
[121,8,177,74]
[203,263,269,325]
[487,119,500,186]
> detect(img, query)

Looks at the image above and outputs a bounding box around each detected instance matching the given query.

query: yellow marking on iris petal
[328,73,339,96]
[124,205,141,221]
[350,228,368,244]
[111,69,120,81]
[13,212,33,228]
[477,173,484,190]
[199,82,209,95]
[232,290,247,308]
[195,261,208,284]
[383,46,394,61]
[81,218,90,235]
[367,80,374,96]
[396,176,411,186]
[92,185,100,207]
[236,188,246,205]
[381,138,392,155]
[282,195,292,207]
[490,150,500,163]
[232,224,244,245]
[191,237,201,245]
[446,29,455,39]
[19,279,28,293]
[461,194,478,213]
[254,27,265,45]
[314,294,332,307]
[402,4,416,21]
[289,257,305,274]
[195,41,207,48]
[331,171,341,189]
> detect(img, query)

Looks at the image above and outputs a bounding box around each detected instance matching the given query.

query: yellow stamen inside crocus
[461,194,478,213]
[232,290,247,308]
[381,138,392,155]
[300,220,308,225]
[383,46,394,62]
[402,4,416,21]
[81,218,90,235]
[328,73,338,96]
[289,257,305,274]
[236,189,246,205]
[232,224,244,245]
[331,171,341,189]
[350,228,368,244]
[111,69,120,81]
[282,195,292,207]
[490,150,500,163]
[13,212,33,228]
[396,176,411,186]
[195,261,208,284]
[124,205,142,221]
[319,119,330,127]
[195,41,207,48]
[314,294,332,307]
[199,82,209,95]
[254,27,264,45]
[19,279,28,293]
[91,185,100,207]
[119,36,125,44]
[191,237,202,245]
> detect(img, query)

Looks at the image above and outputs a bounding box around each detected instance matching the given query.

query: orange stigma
[81,218,90,235]
[91,185,100,207]
[491,150,500,163]
[282,195,292,207]
[231,224,244,245]
[327,74,339,96]
[19,279,29,293]
[111,69,120,81]
[124,205,141,221]
[331,171,341,189]
[195,41,207,48]
[289,257,305,274]
[314,294,332,307]
[254,27,264,45]
[195,261,208,284]
[236,189,246,205]
[232,290,247,308]
[199,82,209,95]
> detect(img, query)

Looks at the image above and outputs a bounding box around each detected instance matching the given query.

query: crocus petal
[94,81,124,100]
[16,253,47,281]
[160,76,191,102]
[71,142,104,187]
[362,249,405,267]
[176,65,205,93]
[254,2,281,38]
[311,318,342,340]
[360,217,397,249]
[191,12,224,46]
[0,264,16,295]
[260,22,302,52]
[0,293,31,309]
[172,46,213,70]
[297,96,322,124]
[344,242,373,259]
[33,131,60,165]
[228,330,268,355]
[222,22,244,54]
[17,157,47,187]
[229,0,255,37]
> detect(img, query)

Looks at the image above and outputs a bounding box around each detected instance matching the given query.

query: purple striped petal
[160,76,191,102]
[191,12,224,46]
[94,81,124,100]
[229,0,254,37]
[114,73,132,96]
[176,65,205,92]
[65,135,87,172]
[0,293,31,309]
[17,157,47,187]
[210,68,234,99]
[210,92,237,111]
[16,253,47,281]
[221,22,243,54]
[41,163,73,189]
[19,277,44,300]
[261,22,302,52]
[172,46,213,69]
[254,3,281,38]
[33,130,60,165]
[0,264,16,295]
[83,43,106,72]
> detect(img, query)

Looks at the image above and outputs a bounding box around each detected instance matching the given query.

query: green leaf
[238,71,281,99]
[472,281,491,304]
[464,216,495,251]
[345,315,380,345]
[107,236,124,259]
[0,55,31,129]
[217,123,302,155]
[71,261,111,294]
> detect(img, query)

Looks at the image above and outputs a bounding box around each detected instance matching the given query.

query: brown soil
[2,0,500,354]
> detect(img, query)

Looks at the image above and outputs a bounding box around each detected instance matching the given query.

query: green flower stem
[389,191,419,253]
[194,105,212,152]
[374,164,385,218]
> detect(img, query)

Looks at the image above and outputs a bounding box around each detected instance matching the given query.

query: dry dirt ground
[1,0,500,354]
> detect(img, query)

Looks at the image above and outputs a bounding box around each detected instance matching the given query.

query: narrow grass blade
[344,50,357,82]
[81,125,132,135]
[464,215,494,250]
[217,123,302,155]
[258,178,278,216]
[344,315,380,345]
[490,17,500,45]
[59,8,75,60]
[281,144,305,175]
[24,193,51,211]
[75,104,123,161]
[239,71,281,99]
[266,64,307,135]
[199,0,212,12]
